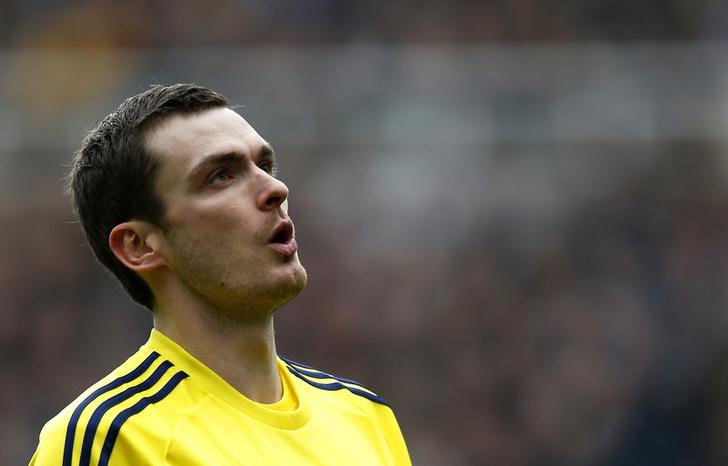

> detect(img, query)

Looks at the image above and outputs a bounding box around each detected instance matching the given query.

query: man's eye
[209,170,231,185]
[259,161,278,176]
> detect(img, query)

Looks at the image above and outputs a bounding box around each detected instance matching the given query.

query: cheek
[171,205,261,246]
[164,192,263,243]
[169,198,239,228]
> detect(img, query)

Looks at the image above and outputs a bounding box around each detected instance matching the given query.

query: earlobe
[109,222,166,272]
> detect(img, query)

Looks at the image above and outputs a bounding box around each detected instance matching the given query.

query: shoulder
[280,356,411,464]
[280,356,390,407]
[30,349,193,466]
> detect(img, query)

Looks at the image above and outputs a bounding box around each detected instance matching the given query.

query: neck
[152,301,282,404]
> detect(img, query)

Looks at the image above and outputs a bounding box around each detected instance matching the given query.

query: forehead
[144,107,264,171]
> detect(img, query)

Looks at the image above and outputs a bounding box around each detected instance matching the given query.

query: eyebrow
[189,143,276,179]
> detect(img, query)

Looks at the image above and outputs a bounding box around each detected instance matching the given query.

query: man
[29,84,411,465]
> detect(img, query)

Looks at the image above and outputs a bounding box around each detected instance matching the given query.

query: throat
[153,308,282,403]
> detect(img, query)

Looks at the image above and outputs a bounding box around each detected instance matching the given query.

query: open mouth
[270,221,294,244]
[268,221,298,258]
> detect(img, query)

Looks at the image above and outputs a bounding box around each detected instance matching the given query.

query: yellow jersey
[29,329,411,465]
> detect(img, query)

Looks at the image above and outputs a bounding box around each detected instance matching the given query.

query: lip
[268,220,297,258]
[268,237,298,258]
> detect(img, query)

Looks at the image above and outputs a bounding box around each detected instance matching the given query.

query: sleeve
[28,413,170,466]
[374,404,412,466]
[27,448,41,466]
[28,417,66,466]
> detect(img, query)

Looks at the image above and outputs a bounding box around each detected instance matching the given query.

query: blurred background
[4,1,728,465]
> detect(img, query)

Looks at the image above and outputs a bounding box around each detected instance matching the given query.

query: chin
[286,264,308,296]
[271,264,308,305]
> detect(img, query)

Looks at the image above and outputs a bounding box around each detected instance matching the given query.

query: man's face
[145,107,307,319]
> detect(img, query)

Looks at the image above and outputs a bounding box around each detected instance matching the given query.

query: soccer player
[28,84,411,465]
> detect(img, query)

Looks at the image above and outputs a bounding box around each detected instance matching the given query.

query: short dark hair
[69,83,229,310]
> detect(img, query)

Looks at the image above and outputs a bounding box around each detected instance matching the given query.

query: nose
[257,173,289,212]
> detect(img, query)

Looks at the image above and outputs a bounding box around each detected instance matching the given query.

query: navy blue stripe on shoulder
[284,360,370,389]
[280,356,389,406]
[78,360,175,466]
[280,356,370,388]
[278,356,318,370]
[63,352,160,466]
[98,371,189,466]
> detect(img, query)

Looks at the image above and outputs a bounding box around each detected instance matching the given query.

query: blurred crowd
[0,0,726,47]
[3,2,728,466]
[280,149,728,465]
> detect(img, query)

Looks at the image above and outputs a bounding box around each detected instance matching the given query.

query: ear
[109,221,167,273]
